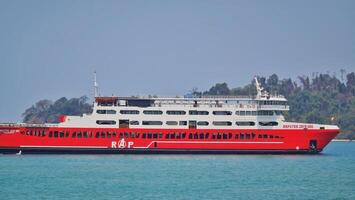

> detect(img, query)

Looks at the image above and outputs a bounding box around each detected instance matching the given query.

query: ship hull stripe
[0,147,318,154]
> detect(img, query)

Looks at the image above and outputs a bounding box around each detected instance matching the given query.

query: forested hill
[22,72,355,139]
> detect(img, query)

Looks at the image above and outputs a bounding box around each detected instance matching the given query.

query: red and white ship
[0,75,339,154]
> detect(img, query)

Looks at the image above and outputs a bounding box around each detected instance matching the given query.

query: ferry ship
[0,75,339,154]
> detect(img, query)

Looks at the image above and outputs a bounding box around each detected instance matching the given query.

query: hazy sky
[0,0,354,122]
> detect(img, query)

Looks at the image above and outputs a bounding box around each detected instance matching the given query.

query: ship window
[246,111,251,116]
[275,111,282,115]
[95,132,100,138]
[142,133,146,139]
[189,110,209,115]
[212,133,217,139]
[259,122,278,126]
[42,131,46,137]
[77,132,82,138]
[236,121,255,126]
[98,102,113,106]
[270,135,274,139]
[170,133,175,139]
[212,111,232,115]
[179,121,187,126]
[130,121,139,125]
[197,121,209,126]
[120,110,139,115]
[229,133,232,139]
[240,133,245,139]
[258,134,262,139]
[159,133,163,138]
[106,110,116,114]
[97,110,116,114]
[124,132,129,138]
[212,121,232,126]
[257,111,274,116]
[252,111,257,116]
[263,134,268,139]
[153,133,158,139]
[54,131,58,138]
[235,134,239,139]
[240,111,246,116]
[49,131,53,137]
[246,133,251,139]
[83,131,88,138]
[222,133,227,139]
[96,120,116,125]
[166,110,186,115]
[143,110,163,115]
[194,133,198,139]
[275,136,280,139]
[165,133,170,139]
[205,133,209,139]
[217,133,222,139]
[59,132,64,138]
[251,133,256,139]
[97,109,105,114]
[65,131,70,137]
[142,121,163,126]
[135,132,140,138]
[100,132,105,138]
[166,121,178,126]
[72,132,77,138]
[188,133,193,139]
[182,133,187,139]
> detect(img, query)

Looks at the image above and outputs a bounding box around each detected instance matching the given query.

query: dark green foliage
[22,96,92,123]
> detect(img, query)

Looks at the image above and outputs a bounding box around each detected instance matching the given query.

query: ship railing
[257,105,290,110]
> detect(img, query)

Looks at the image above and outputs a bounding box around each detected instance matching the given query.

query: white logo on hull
[111,139,134,148]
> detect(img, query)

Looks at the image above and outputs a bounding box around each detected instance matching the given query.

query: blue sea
[1,142,355,200]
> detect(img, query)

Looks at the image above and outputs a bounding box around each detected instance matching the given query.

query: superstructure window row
[116,109,281,116]
[117,120,278,127]
[236,110,275,116]
[25,129,285,140]
[166,110,186,115]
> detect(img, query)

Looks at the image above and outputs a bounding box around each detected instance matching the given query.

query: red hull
[0,126,339,154]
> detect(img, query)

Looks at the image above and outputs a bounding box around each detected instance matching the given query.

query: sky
[0,0,354,122]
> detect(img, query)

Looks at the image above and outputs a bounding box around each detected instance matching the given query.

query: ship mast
[93,71,99,97]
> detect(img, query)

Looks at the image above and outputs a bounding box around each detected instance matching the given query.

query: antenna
[93,71,99,97]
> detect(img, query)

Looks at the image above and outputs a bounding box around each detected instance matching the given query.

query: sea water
[0,142,354,200]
